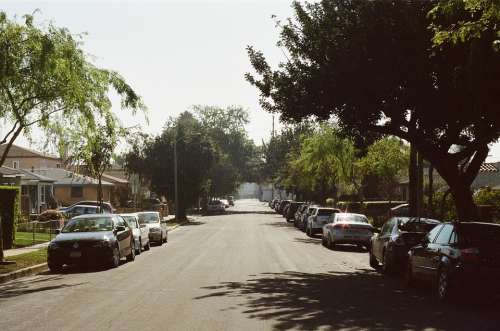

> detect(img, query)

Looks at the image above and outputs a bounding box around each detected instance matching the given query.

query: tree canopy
[246,0,500,220]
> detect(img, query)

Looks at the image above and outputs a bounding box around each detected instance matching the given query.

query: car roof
[72,213,114,220]
[335,212,367,217]
[119,213,138,217]
[72,205,99,209]
[136,211,160,214]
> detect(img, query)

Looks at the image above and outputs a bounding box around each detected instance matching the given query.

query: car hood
[54,231,114,242]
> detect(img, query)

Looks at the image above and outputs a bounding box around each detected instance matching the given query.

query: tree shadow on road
[194,269,500,331]
[223,210,277,215]
[0,275,85,299]
[180,221,206,226]
[262,221,296,229]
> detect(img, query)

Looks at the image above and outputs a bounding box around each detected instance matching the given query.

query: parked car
[220,199,230,208]
[277,200,291,214]
[294,204,309,227]
[285,202,304,222]
[228,196,235,206]
[405,222,500,301]
[207,200,226,214]
[299,205,318,231]
[59,201,115,214]
[306,207,340,237]
[61,205,100,220]
[120,213,150,254]
[322,212,372,249]
[370,217,441,273]
[47,214,135,271]
[137,211,168,245]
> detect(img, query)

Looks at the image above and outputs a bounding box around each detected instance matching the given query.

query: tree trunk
[449,180,477,221]
[428,164,434,217]
[0,126,24,168]
[0,215,4,262]
[417,152,424,217]
[97,175,103,213]
[409,144,418,216]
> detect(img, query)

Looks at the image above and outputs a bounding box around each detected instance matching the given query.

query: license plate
[69,251,82,258]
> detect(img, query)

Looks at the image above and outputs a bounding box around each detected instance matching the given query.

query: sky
[1,0,499,161]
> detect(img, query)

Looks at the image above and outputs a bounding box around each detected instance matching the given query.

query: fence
[15,219,63,248]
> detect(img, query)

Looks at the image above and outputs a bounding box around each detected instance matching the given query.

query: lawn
[0,249,47,275]
[14,231,53,248]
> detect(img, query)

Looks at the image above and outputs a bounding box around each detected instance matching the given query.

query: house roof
[0,166,25,178]
[14,168,55,183]
[101,173,129,184]
[32,168,114,186]
[480,163,499,172]
[0,144,60,160]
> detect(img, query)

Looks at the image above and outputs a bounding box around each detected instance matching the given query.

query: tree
[246,0,500,220]
[125,112,215,220]
[0,12,144,168]
[357,137,410,200]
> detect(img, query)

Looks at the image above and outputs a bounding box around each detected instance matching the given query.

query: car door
[114,216,131,256]
[374,219,394,261]
[138,217,148,244]
[426,224,454,281]
[411,224,444,280]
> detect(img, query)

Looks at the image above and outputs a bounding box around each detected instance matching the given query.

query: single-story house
[32,168,114,207]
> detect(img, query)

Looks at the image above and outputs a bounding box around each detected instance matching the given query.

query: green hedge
[0,186,21,249]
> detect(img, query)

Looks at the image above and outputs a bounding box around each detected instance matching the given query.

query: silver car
[306,207,338,236]
[121,213,150,254]
[136,211,168,245]
[322,213,374,250]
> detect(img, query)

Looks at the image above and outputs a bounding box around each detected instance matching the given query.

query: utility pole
[174,129,179,221]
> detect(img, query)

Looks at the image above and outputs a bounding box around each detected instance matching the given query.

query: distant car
[277,200,291,214]
[294,204,309,227]
[59,201,114,214]
[405,222,500,302]
[61,205,100,220]
[137,211,168,245]
[300,205,318,231]
[207,200,226,214]
[285,202,304,222]
[370,217,441,273]
[306,207,340,236]
[220,199,230,208]
[228,196,235,206]
[322,213,372,249]
[121,213,150,254]
[47,214,135,271]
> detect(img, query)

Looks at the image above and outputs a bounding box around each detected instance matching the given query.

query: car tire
[328,234,336,250]
[136,239,142,255]
[437,267,453,302]
[48,261,63,272]
[110,245,120,268]
[164,232,168,243]
[158,234,163,246]
[144,240,150,251]
[369,248,379,270]
[306,226,312,237]
[322,235,327,247]
[382,249,393,275]
[126,242,136,262]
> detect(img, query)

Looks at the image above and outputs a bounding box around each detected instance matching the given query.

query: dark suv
[406,222,500,301]
[285,202,304,222]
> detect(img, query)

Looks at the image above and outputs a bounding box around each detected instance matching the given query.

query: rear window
[458,224,500,246]
[400,220,439,233]
[317,209,337,216]
[336,215,368,223]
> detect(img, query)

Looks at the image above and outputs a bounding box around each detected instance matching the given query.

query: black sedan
[370,217,441,274]
[47,214,135,271]
[405,222,500,302]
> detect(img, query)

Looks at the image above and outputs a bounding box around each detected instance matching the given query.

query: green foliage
[474,187,500,207]
[0,12,145,167]
[0,248,47,275]
[0,186,20,250]
[246,0,500,220]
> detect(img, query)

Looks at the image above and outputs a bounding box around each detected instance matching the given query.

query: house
[472,162,500,190]
[32,168,114,207]
[0,144,62,170]
[0,166,55,214]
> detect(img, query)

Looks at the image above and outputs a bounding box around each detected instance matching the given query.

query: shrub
[0,186,21,249]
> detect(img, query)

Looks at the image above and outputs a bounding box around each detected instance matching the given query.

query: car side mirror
[115,225,126,232]
[54,229,61,235]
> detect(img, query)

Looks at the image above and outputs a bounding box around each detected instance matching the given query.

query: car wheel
[369,248,379,270]
[164,232,168,243]
[306,226,312,237]
[403,260,413,287]
[382,249,393,275]
[158,233,163,246]
[110,245,120,268]
[322,235,327,247]
[48,261,63,272]
[144,240,150,251]
[328,234,336,250]
[126,242,136,262]
[136,239,142,255]
[437,267,453,302]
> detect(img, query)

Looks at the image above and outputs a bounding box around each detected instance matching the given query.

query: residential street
[0,199,499,331]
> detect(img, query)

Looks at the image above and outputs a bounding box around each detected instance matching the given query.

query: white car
[120,213,150,254]
[306,207,339,237]
[136,211,168,245]
[322,213,374,250]
[220,199,230,208]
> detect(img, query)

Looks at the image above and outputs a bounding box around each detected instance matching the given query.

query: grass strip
[0,249,47,275]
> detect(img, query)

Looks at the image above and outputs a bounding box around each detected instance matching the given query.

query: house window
[71,186,83,198]
[12,160,19,169]
[40,185,46,203]
[56,163,61,168]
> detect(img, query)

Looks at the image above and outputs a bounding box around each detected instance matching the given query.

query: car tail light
[460,248,480,263]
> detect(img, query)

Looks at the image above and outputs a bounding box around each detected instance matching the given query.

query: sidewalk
[4,242,50,258]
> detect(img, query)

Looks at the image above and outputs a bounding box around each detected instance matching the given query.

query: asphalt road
[0,199,499,331]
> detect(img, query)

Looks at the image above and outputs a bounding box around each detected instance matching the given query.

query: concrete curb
[0,263,48,284]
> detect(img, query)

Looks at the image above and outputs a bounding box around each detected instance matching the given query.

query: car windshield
[317,209,336,216]
[336,215,368,223]
[137,213,160,223]
[459,224,500,246]
[400,219,439,232]
[62,217,113,233]
[122,216,137,228]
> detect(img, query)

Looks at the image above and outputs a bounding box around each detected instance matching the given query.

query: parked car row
[47,211,168,271]
[268,198,500,302]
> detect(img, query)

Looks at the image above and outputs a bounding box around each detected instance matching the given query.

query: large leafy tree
[0,12,144,167]
[246,0,500,220]
[125,112,214,220]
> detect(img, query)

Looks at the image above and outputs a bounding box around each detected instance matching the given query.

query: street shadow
[329,244,367,253]
[194,270,500,331]
[0,275,85,299]
[223,210,277,215]
[262,222,296,229]
[180,221,205,226]
[293,237,323,245]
